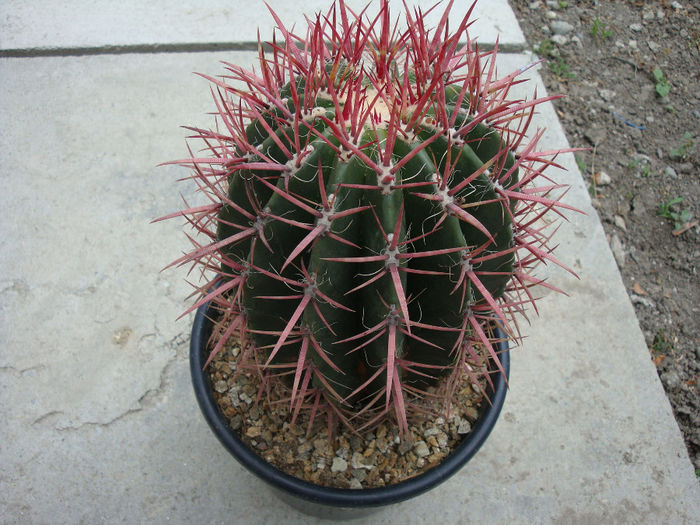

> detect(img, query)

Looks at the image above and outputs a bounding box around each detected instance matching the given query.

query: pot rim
[190,299,510,508]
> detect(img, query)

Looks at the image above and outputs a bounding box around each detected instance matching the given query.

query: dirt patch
[511,0,699,470]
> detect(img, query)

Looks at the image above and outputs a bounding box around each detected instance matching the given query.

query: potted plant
[160,0,576,515]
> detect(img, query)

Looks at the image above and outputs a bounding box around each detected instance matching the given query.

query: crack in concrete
[32,410,65,426]
[0,364,46,377]
[0,279,30,297]
[135,331,187,410]
[54,406,147,432]
[30,330,188,432]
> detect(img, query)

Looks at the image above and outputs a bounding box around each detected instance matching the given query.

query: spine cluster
[161,0,576,433]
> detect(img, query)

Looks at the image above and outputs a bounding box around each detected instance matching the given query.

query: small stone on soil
[550,20,574,35]
[614,215,627,232]
[610,234,626,267]
[594,171,612,186]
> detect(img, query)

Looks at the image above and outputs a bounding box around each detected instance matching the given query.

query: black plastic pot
[190,299,510,518]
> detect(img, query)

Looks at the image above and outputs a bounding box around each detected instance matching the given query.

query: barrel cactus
[163,0,576,434]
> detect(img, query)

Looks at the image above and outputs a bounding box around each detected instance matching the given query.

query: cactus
[162,0,577,434]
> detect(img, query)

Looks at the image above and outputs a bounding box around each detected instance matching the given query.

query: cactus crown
[163,0,576,435]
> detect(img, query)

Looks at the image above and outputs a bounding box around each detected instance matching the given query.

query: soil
[511,0,699,471]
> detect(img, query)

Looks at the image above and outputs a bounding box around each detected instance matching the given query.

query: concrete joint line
[0,41,526,59]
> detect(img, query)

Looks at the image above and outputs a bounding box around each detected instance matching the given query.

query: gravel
[207,341,489,489]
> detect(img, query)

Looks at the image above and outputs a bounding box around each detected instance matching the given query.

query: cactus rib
[163,0,579,435]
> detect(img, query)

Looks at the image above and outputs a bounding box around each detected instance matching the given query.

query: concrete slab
[0,0,525,54]
[1,48,698,523]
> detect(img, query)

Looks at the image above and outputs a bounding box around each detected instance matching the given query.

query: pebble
[614,215,627,232]
[630,23,643,32]
[545,11,558,20]
[414,441,430,458]
[529,1,541,8]
[239,392,252,404]
[350,451,374,470]
[314,438,330,454]
[630,294,655,308]
[246,426,262,438]
[424,427,440,437]
[551,20,574,35]
[397,439,413,455]
[594,171,612,186]
[349,478,363,490]
[350,435,363,452]
[678,163,693,174]
[352,469,367,482]
[598,89,615,102]
[648,41,661,53]
[331,457,348,472]
[610,234,626,267]
[664,166,678,179]
[631,153,651,164]
[464,407,478,422]
[457,419,472,435]
[551,34,569,45]
[671,1,683,10]
[662,369,681,390]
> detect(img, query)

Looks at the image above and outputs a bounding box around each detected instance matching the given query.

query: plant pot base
[274,488,382,520]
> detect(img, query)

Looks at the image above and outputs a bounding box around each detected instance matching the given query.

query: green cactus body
[167,0,574,432]
[217,94,518,417]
